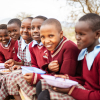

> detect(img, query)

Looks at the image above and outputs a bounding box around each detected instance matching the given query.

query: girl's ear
[60,31,63,39]
[95,29,100,39]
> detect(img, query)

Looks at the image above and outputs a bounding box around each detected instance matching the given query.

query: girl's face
[31,18,44,43]
[40,24,63,51]
[0,29,10,45]
[7,23,20,41]
[20,18,33,44]
[75,21,99,52]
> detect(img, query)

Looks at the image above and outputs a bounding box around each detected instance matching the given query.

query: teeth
[3,41,6,42]
[46,45,52,47]
[34,36,39,37]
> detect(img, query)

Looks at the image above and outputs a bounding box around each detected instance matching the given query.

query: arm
[60,47,79,76]
[29,44,39,68]
[0,51,5,63]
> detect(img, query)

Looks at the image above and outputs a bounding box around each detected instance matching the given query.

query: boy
[7,18,21,41]
[38,13,100,100]
[0,24,16,63]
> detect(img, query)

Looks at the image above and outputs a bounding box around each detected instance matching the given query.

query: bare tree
[16,12,33,21]
[59,0,100,22]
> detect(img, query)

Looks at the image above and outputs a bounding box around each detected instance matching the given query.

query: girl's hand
[4,59,15,68]
[48,60,59,72]
[23,73,33,83]
[12,65,21,70]
[52,86,70,94]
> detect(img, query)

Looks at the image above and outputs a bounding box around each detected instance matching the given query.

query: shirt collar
[3,38,11,47]
[32,40,43,47]
[78,44,100,70]
[21,38,29,51]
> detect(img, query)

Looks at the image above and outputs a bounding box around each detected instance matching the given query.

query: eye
[31,26,35,30]
[80,32,85,35]
[28,27,31,30]
[21,27,24,29]
[8,31,11,34]
[13,29,17,32]
[49,35,54,38]
[38,26,41,30]
[41,36,45,39]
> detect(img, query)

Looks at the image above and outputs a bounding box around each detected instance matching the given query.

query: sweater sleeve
[70,87,100,100]
[29,44,39,68]
[69,62,100,100]
[60,46,79,76]
[0,51,5,63]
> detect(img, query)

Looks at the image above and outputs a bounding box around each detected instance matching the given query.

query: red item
[70,52,100,100]
[30,37,81,85]
[0,39,16,63]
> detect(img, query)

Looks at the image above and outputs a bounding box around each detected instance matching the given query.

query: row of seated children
[36,13,100,100]
[0,18,21,63]
[0,16,81,100]
[0,17,33,100]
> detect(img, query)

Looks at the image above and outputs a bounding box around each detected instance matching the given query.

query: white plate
[41,75,78,88]
[0,63,5,69]
[0,69,11,74]
[0,69,22,74]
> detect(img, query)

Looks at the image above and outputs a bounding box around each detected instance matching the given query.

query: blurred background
[0,0,100,43]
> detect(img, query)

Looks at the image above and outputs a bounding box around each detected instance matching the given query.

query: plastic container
[21,66,46,75]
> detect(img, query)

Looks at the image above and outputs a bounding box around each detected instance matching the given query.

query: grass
[62,27,76,44]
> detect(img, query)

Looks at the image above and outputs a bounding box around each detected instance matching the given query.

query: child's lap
[5,72,36,99]
[40,79,86,100]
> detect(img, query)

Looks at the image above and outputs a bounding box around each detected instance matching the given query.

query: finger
[54,75,66,79]
[52,60,58,62]
[50,66,59,70]
[51,68,59,72]
[24,73,32,76]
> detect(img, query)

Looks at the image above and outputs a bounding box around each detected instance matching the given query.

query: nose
[11,32,15,36]
[44,37,50,44]
[2,36,6,40]
[75,34,80,40]
[23,28,28,32]
[33,27,38,33]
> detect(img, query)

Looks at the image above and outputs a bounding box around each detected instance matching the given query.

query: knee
[36,80,42,96]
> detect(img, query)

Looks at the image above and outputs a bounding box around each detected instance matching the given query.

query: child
[24,18,81,93]
[0,24,16,63]
[5,17,33,67]
[38,13,100,100]
[0,17,33,100]
[33,18,82,98]
[7,18,21,41]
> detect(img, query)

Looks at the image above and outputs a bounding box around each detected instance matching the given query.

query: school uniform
[68,45,100,100]
[29,40,49,68]
[39,44,100,100]
[14,38,32,66]
[0,39,16,63]
[0,38,33,100]
[31,36,81,85]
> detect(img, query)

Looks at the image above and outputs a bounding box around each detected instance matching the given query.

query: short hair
[25,17,33,20]
[35,16,47,21]
[0,24,7,29]
[41,18,62,32]
[79,13,100,32]
[8,18,21,27]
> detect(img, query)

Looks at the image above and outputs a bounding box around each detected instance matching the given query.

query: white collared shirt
[78,44,100,70]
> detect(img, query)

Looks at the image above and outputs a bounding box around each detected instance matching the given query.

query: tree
[60,0,100,22]
[16,12,33,21]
